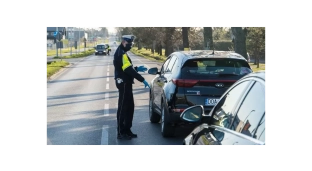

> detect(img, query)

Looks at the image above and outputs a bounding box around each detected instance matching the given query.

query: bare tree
[231,27,248,60]
[203,27,213,50]
[100,27,108,38]
[182,27,190,50]
[246,27,265,68]
[165,27,175,56]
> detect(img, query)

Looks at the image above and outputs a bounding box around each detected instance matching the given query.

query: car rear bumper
[95,52,106,55]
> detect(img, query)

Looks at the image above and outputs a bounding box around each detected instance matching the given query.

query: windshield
[181,58,252,78]
[97,45,105,49]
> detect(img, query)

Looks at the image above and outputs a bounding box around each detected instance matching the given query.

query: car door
[230,80,265,144]
[193,80,251,146]
[153,56,172,111]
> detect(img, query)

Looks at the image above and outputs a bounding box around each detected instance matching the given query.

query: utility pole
[70,27,72,56]
[56,27,58,57]
[78,27,80,54]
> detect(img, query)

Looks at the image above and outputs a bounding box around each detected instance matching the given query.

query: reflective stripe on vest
[122,54,132,71]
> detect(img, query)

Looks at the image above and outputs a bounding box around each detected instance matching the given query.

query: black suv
[95,44,107,55]
[147,50,252,137]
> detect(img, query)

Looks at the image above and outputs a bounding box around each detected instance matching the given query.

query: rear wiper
[218,73,239,76]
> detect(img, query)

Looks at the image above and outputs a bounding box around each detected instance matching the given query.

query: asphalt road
[47,40,194,145]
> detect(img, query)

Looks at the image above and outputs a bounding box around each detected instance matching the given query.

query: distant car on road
[180,71,265,145]
[95,44,107,55]
[147,50,252,137]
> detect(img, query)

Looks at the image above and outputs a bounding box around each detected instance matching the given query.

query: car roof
[174,50,247,61]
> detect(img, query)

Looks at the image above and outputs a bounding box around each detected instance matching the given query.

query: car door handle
[232,142,238,146]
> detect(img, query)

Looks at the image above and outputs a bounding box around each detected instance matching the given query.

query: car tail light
[172,109,185,113]
[172,79,198,87]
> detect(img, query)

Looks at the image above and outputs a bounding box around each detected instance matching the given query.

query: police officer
[106,44,111,55]
[113,35,150,140]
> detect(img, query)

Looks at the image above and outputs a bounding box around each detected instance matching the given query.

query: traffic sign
[53,31,58,37]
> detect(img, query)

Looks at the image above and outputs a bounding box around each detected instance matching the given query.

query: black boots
[117,130,137,139]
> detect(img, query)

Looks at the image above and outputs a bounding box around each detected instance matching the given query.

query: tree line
[116,27,265,68]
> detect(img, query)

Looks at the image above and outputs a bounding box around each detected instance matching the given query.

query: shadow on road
[47,88,150,107]
[48,76,114,83]
[48,104,196,145]
[66,64,108,68]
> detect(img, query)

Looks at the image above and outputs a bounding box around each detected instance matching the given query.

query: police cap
[122,35,135,43]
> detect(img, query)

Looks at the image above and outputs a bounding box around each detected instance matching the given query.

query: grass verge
[47,46,89,56]
[53,49,95,59]
[130,47,166,62]
[131,47,265,72]
[47,41,101,56]
[47,60,69,78]
[249,63,265,72]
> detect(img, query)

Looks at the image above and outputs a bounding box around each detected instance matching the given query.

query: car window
[171,55,181,74]
[231,82,265,139]
[97,45,104,49]
[211,81,251,129]
[165,55,177,73]
[181,59,252,79]
[161,57,172,74]
[254,115,265,142]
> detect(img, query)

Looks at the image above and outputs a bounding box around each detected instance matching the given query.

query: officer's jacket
[113,45,145,84]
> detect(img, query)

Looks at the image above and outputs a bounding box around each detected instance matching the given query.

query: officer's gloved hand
[143,80,150,88]
[137,65,147,72]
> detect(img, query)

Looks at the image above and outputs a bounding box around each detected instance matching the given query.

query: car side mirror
[148,67,160,75]
[180,105,204,123]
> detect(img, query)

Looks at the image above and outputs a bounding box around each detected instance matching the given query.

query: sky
[80,24,116,33]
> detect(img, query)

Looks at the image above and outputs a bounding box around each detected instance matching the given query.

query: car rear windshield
[181,58,252,78]
[97,45,105,49]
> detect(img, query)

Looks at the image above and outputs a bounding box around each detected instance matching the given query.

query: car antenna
[210,43,215,55]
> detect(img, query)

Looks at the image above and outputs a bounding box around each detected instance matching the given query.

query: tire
[161,101,175,137]
[149,93,160,123]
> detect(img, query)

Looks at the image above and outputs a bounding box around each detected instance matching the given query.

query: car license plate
[205,98,219,106]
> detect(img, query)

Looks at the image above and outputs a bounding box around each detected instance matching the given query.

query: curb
[47,56,89,83]
[47,63,73,82]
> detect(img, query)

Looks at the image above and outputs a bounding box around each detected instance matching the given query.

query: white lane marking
[105,92,109,100]
[101,125,109,145]
[129,52,151,68]
[107,68,109,71]
[104,104,109,116]
[107,72,110,82]
[106,83,109,89]
[136,58,150,69]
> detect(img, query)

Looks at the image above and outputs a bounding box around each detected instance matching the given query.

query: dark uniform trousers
[116,81,134,135]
